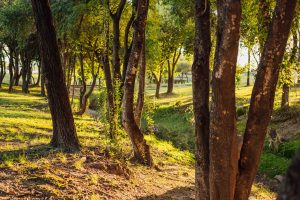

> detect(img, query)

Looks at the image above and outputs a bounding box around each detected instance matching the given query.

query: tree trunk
[134,36,146,128]
[122,10,135,85]
[235,1,297,199]
[122,0,152,166]
[167,48,181,95]
[281,84,289,108]
[154,71,162,99]
[14,49,20,86]
[193,0,211,199]
[31,0,80,152]
[8,46,14,93]
[21,52,31,94]
[78,51,86,108]
[99,17,118,139]
[209,0,241,199]
[247,48,251,86]
[77,54,100,115]
[0,48,6,88]
[167,60,174,94]
[76,74,98,115]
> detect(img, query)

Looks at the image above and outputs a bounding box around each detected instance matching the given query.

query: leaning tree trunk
[122,0,152,166]
[192,0,211,199]
[31,0,80,152]
[209,0,241,199]
[134,36,146,128]
[235,1,297,199]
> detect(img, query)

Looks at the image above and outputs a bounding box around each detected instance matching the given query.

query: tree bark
[134,35,146,128]
[122,0,152,166]
[193,0,211,199]
[209,0,241,199]
[31,0,80,152]
[235,1,297,199]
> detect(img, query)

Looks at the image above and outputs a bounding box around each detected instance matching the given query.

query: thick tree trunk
[193,0,211,199]
[247,48,251,86]
[122,0,152,166]
[235,1,297,199]
[134,36,146,128]
[209,0,241,199]
[31,0,80,152]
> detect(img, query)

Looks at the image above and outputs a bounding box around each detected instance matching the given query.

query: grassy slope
[146,83,300,179]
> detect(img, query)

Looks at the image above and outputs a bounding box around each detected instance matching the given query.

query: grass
[144,82,300,179]
[0,81,298,198]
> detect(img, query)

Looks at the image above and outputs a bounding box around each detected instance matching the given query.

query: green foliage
[259,153,291,177]
[0,0,34,46]
[277,139,300,159]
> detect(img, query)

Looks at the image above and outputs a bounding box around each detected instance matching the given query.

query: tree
[31,0,80,152]
[236,0,297,198]
[192,0,211,198]
[192,0,297,199]
[122,0,152,166]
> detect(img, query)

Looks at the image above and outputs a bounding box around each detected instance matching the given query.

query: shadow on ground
[138,186,195,200]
